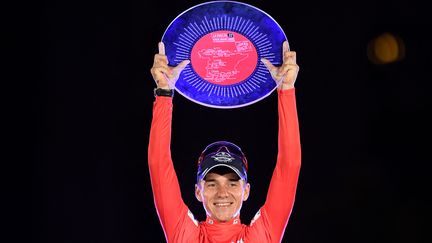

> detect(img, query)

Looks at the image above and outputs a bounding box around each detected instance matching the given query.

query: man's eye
[230,183,238,187]
[206,183,215,187]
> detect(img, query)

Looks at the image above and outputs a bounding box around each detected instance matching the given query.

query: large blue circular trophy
[162,1,288,108]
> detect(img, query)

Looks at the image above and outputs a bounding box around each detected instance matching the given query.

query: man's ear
[195,184,202,202]
[243,182,251,201]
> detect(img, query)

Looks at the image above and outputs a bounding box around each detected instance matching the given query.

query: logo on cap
[211,152,235,163]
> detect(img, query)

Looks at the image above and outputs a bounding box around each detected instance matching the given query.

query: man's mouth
[213,202,233,207]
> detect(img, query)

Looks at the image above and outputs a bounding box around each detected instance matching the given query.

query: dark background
[31,0,430,242]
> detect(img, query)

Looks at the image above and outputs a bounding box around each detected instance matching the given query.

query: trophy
[162,1,288,108]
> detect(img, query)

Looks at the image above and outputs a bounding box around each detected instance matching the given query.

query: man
[148,40,301,242]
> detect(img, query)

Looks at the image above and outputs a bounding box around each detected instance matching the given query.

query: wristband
[154,88,174,97]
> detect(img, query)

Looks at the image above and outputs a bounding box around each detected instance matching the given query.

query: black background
[31,0,430,242]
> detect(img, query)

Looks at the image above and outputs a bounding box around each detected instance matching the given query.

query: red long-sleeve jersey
[148,89,301,243]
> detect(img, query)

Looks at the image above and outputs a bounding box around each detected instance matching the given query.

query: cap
[197,141,248,182]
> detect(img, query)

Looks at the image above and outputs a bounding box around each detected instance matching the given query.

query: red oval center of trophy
[191,31,258,85]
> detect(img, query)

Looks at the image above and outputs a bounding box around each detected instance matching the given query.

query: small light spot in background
[367,32,405,64]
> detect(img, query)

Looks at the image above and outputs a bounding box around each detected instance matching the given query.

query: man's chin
[207,207,238,222]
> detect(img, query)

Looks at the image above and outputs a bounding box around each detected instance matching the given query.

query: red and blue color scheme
[162,1,288,108]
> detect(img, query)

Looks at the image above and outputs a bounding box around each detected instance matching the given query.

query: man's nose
[216,186,229,198]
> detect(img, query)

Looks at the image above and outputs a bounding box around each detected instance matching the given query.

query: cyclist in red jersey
[149,40,301,243]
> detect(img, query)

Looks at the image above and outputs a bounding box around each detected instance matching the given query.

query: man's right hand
[150,42,190,90]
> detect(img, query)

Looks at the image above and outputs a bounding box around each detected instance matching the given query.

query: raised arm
[148,42,191,239]
[261,41,302,240]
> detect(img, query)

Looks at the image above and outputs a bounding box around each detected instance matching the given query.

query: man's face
[195,171,250,222]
